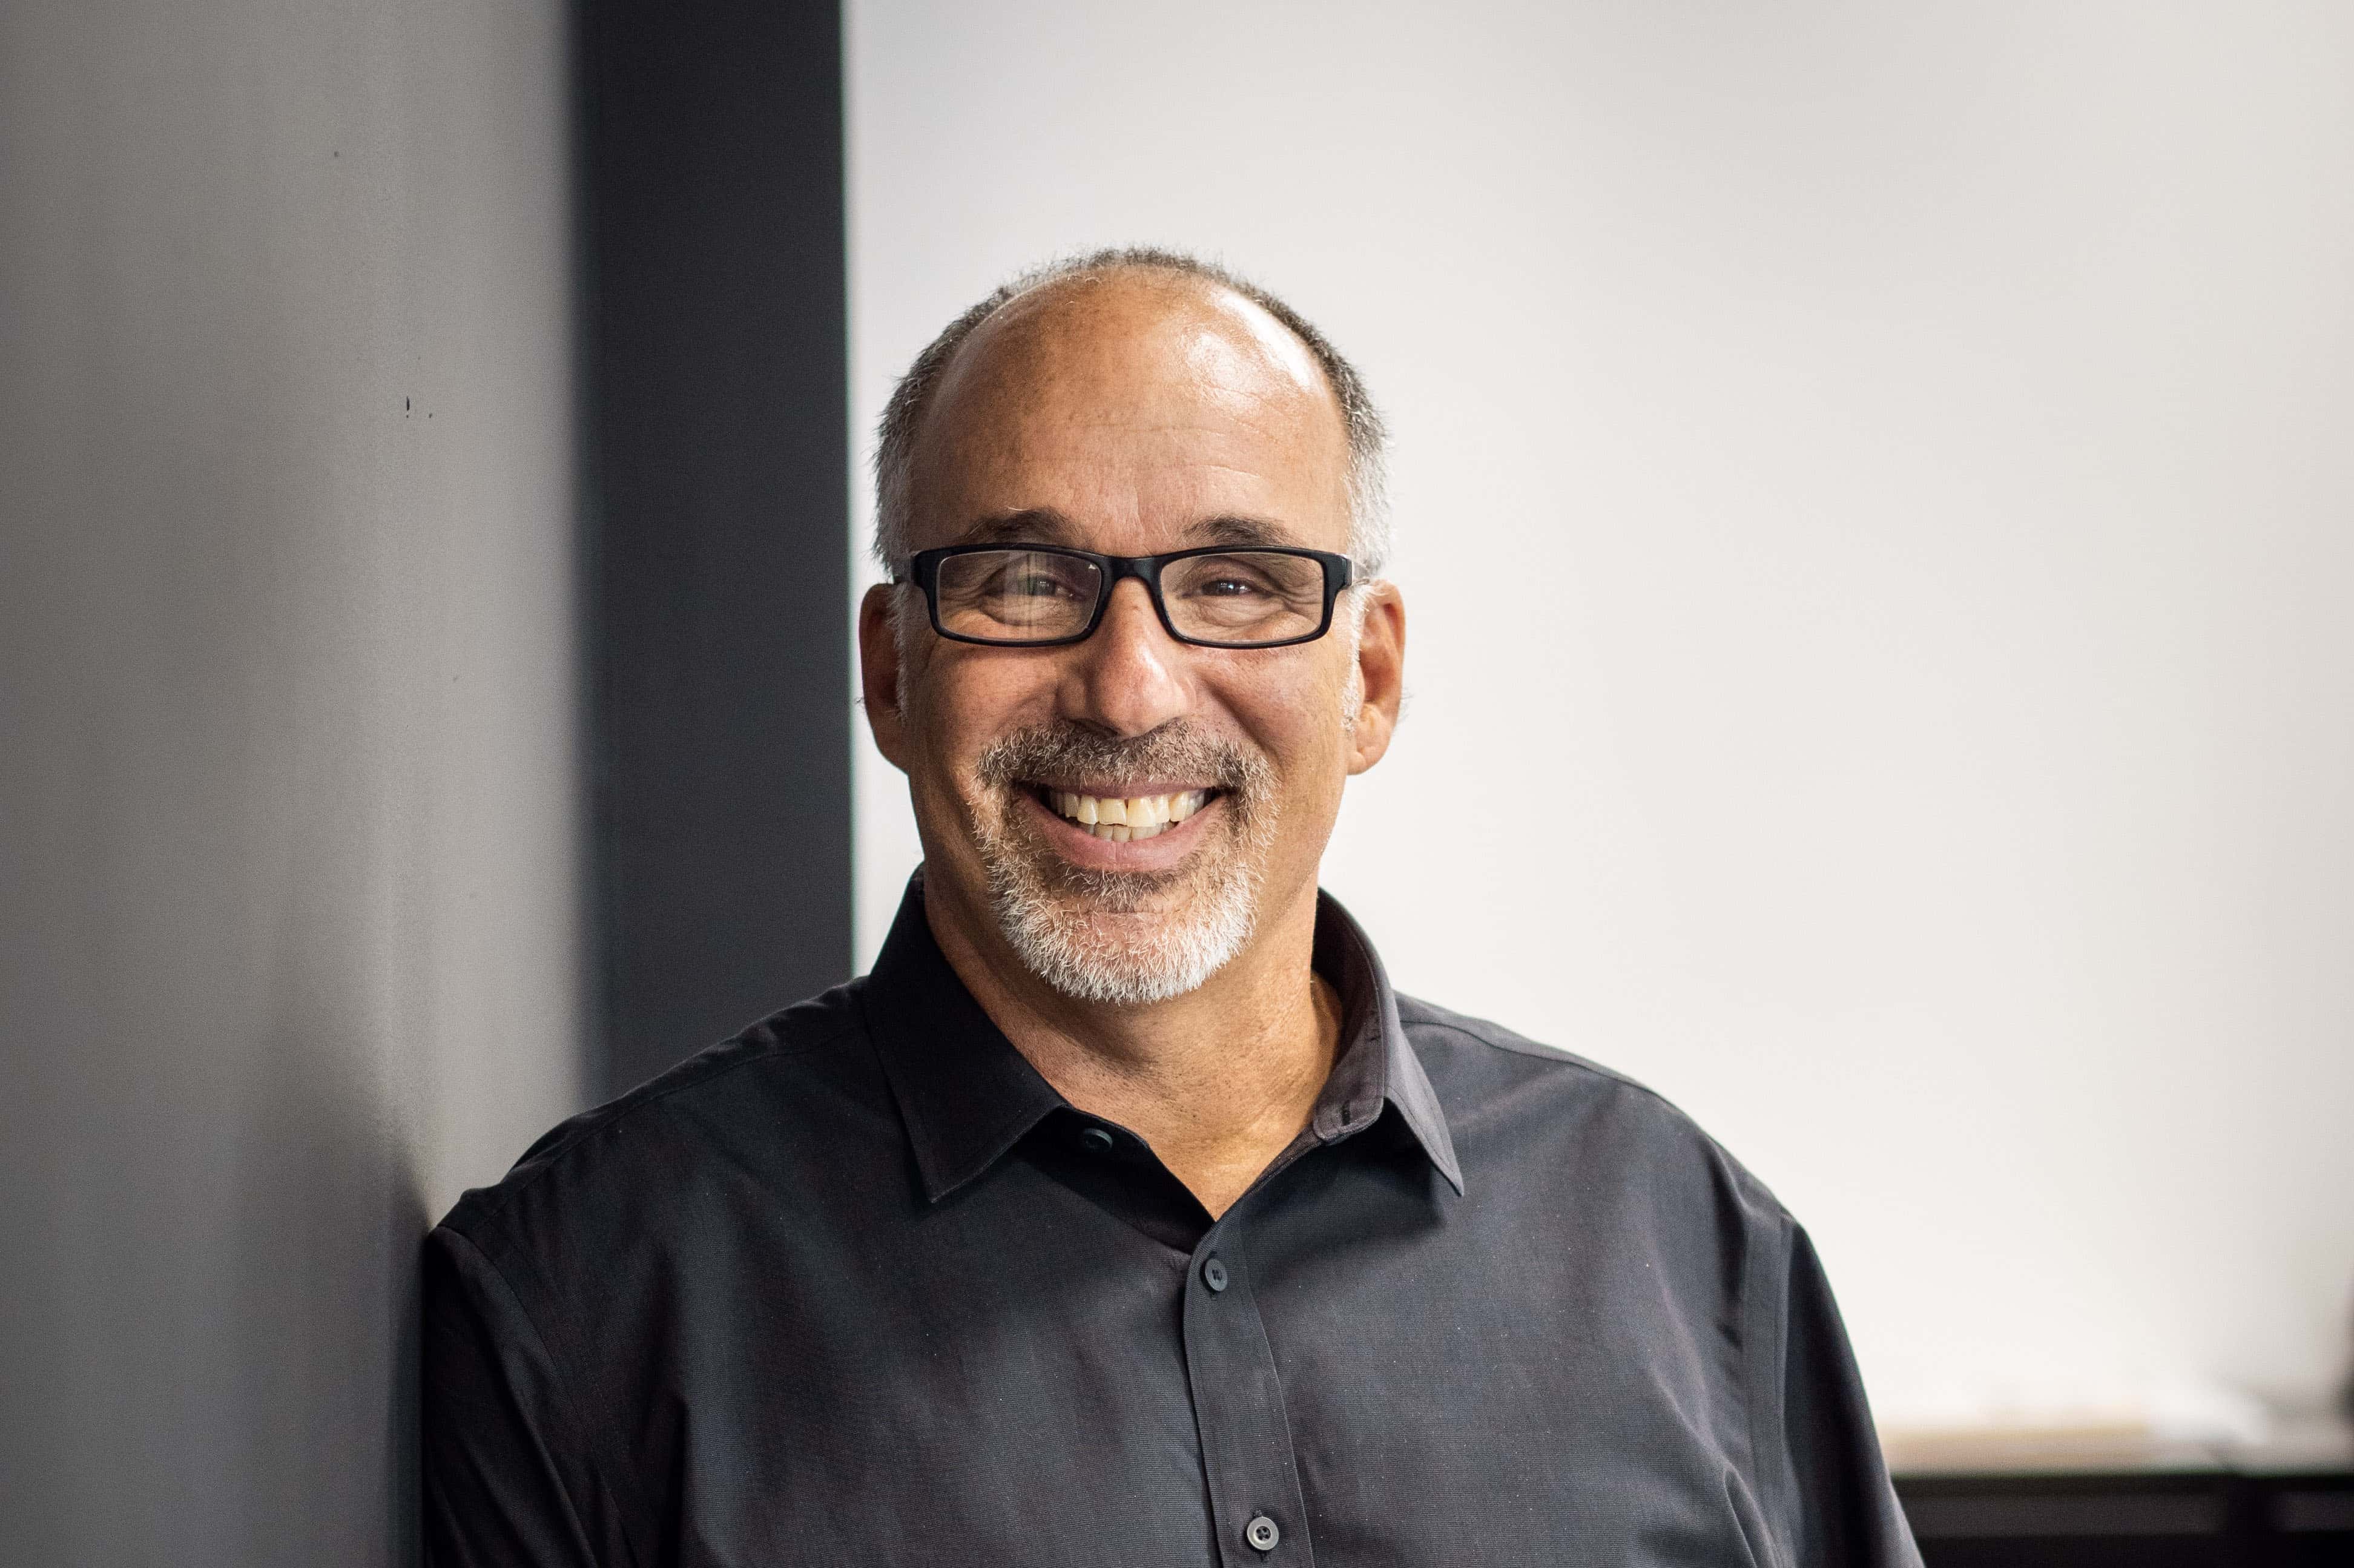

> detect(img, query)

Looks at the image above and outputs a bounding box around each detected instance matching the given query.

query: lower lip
[1020,789,1221,870]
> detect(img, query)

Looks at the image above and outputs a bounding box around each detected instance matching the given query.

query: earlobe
[1347,705,1397,775]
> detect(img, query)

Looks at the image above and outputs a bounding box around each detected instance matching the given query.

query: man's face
[861,272,1403,1004]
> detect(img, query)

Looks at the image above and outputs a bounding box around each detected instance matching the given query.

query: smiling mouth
[1029,786,1215,843]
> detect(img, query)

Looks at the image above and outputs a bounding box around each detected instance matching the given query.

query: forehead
[908,272,1353,552]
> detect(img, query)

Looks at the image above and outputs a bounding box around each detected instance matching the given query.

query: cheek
[1227,668,1356,788]
[905,654,1049,781]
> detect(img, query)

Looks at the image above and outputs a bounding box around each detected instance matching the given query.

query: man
[423,248,1921,1566]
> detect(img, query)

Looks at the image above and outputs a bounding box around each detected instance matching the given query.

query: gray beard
[969,721,1277,1006]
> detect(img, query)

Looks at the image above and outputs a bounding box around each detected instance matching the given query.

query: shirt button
[1078,1126,1115,1155]
[1245,1514,1281,1552]
[1201,1256,1230,1292]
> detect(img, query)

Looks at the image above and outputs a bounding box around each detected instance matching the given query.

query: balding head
[873,249,1388,576]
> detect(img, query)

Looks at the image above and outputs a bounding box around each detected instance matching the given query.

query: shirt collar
[1307,888,1464,1194]
[861,871,1463,1204]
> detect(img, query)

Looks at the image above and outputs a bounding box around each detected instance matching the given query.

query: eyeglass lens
[932,550,1327,645]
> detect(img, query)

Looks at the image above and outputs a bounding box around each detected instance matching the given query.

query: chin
[995,895,1254,1006]
[980,832,1265,1007]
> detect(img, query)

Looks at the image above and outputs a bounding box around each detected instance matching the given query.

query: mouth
[1025,785,1218,843]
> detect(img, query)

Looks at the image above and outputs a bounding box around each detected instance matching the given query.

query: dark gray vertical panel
[577,1,853,1096]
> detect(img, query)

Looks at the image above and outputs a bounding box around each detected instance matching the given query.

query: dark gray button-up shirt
[423,874,1921,1567]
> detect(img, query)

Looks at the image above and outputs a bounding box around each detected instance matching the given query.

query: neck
[924,873,1340,1219]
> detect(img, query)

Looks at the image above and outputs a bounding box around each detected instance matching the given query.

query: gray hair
[871,247,1390,578]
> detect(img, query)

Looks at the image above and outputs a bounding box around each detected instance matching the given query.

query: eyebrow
[946,510,1304,552]
[950,509,1081,548]
[1185,515,1299,549]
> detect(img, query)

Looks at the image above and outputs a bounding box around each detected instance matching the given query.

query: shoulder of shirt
[435,978,872,1251]
[1394,990,1791,1222]
[1396,990,1637,1079]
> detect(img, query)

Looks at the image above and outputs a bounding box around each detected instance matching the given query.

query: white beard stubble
[969,722,1279,1006]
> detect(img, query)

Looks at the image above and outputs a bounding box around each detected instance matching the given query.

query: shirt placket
[1182,1220,1316,1568]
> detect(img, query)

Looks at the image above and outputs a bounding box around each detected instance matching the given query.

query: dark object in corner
[1893,1416,2354,1568]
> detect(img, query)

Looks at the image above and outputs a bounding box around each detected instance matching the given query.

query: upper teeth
[1047,789,1210,842]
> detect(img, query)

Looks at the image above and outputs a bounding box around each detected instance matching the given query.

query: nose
[1060,578,1191,737]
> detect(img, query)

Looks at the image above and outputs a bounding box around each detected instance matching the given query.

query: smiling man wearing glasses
[421,249,1920,1567]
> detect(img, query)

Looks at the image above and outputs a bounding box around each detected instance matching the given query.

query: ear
[1345,581,1405,776]
[858,583,913,773]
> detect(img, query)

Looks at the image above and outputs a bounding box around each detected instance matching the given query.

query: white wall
[848,1,2354,1433]
[0,1,581,1558]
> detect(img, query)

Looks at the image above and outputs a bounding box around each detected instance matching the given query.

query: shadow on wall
[0,871,444,1563]
[2343,1294,2354,1424]
[235,1093,430,1566]
[222,900,437,1566]
[393,1185,427,1567]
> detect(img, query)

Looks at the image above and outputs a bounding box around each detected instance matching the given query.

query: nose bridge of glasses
[1094,566,1168,638]
[1099,552,1161,594]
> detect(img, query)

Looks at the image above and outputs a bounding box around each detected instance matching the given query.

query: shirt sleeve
[420,1220,612,1568]
[1768,1222,1924,1568]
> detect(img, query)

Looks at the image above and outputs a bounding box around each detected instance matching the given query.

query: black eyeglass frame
[898,543,1357,650]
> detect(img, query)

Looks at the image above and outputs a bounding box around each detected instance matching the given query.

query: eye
[974,562,1086,601]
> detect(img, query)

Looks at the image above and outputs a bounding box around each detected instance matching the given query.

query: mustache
[974,720,1270,802]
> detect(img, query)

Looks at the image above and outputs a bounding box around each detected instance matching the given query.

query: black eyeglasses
[898,544,1355,649]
